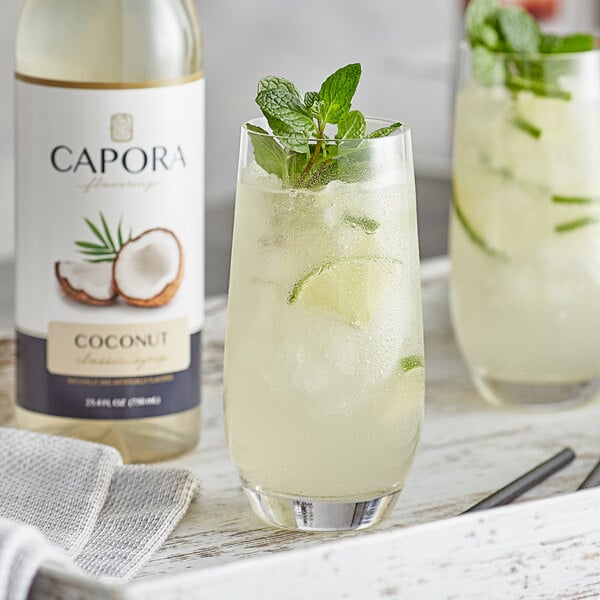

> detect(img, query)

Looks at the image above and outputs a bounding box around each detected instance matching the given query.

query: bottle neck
[16,0,203,84]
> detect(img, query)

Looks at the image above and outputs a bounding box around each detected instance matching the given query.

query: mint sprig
[466,0,595,103]
[248,64,402,189]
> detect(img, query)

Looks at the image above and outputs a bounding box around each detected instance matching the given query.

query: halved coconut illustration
[112,228,184,308]
[55,261,117,306]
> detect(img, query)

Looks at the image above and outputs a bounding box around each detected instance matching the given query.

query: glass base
[243,487,401,532]
[473,373,600,411]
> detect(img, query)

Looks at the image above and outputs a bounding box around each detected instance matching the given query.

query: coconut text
[74,331,168,350]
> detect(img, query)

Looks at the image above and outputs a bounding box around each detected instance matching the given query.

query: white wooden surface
[3,257,600,598]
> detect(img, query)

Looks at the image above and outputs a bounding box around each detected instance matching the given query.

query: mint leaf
[466,0,499,46]
[400,356,423,372]
[497,6,541,53]
[343,212,380,235]
[479,24,501,50]
[336,110,366,139]
[258,76,303,100]
[304,91,322,118]
[366,122,402,138]
[255,89,314,133]
[246,124,287,179]
[552,195,597,204]
[555,216,598,233]
[304,158,339,188]
[506,72,571,100]
[472,46,505,86]
[318,63,361,125]
[539,34,561,54]
[281,133,317,154]
[511,115,541,139]
[286,150,308,185]
[560,33,595,52]
[255,89,316,152]
[540,33,596,54]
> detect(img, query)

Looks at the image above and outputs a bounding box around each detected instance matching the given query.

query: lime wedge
[288,256,400,326]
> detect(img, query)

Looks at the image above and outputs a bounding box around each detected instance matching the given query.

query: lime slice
[288,256,400,326]
[452,189,508,261]
[379,358,424,426]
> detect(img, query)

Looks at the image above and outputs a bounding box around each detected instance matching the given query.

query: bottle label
[15,74,204,419]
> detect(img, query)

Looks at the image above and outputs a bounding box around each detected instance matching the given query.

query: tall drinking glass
[451,42,600,410]
[224,118,424,531]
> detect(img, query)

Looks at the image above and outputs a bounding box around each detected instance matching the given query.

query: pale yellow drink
[224,161,424,504]
[451,47,600,407]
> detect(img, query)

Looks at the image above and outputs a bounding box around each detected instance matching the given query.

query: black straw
[462,447,576,514]
[578,459,600,490]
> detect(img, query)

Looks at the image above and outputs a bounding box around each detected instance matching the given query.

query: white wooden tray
[3,257,600,599]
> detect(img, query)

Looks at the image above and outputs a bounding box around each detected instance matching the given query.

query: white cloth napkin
[0,428,199,599]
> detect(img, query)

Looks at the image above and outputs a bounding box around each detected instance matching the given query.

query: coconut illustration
[55,215,184,309]
[55,261,117,306]
[112,228,184,308]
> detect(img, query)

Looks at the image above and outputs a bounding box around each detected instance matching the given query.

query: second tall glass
[224,118,424,531]
[451,42,600,410]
